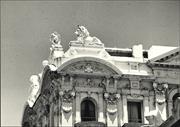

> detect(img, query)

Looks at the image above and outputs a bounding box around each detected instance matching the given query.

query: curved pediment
[61,61,117,75]
[58,57,122,75]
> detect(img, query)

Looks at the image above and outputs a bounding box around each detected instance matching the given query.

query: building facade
[22,26,180,127]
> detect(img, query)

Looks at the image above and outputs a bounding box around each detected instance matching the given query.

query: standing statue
[27,75,41,107]
[74,25,104,46]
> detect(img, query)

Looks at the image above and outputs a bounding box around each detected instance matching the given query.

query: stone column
[61,75,65,86]
[117,95,123,126]
[122,95,128,124]
[70,76,73,86]
[143,96,149,124]
[98,93,105,123]
[49,103,54,126]
[75,93,81,123]
[167,100,173,117]
[54,107,58,127]
[106,76,110,91]
[113,77,118,90]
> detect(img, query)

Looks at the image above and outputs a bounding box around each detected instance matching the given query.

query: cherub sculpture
[74,25,103,46]
[27,75,40,107]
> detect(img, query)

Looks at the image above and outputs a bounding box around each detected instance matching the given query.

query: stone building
[22,26,180,127]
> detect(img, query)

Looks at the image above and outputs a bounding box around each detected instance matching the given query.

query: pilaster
[122,95,128,124]
[75,92,81,123]
[98,93,105,123]
[143,96,149,124]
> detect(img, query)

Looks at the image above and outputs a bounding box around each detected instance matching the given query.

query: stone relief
[61,90,76,103]
[64,61,115,75]
[107,104,118,115]
[70,25,104,47]
[60,90,75,113]
[84,63,93,73]
[153,82,168,105]
[72,78,107,90]
[104,92,120,105]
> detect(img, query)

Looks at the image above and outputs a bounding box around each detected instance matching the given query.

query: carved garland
[153,82,168,105]
[60,90,76,113]
[104,92,120,114]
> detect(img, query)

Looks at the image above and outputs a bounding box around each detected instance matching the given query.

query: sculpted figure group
[74,25,103,46]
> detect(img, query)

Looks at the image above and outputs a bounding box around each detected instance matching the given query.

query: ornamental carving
[60,90,76,103]
[49,32,64,62]
[107,104,117,115]
[62,102,73,113]
[72,78,106,90]
[60,90,75,113]
[50,32,61,47]
[153,82,168,105]
[104,92,120,105]
[63,61,116,75]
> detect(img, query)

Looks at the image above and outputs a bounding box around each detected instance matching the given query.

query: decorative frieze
[64,61,116,75]
[60,90,76,103]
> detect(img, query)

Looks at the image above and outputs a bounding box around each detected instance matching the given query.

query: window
[81,99,96,121]
[173,93,180,109]
[127,101,142,123]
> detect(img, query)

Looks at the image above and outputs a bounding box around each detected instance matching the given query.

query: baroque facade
[22,26,180,127]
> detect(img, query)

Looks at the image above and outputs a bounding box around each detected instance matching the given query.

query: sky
[1,1,180,126]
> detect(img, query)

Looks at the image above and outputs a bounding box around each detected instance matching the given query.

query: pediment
[61,61,117,75]
[163,55,180,64]
[150,47,180,64]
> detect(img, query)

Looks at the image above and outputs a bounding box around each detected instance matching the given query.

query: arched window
[81,99,96,121]
[173,93,180,108]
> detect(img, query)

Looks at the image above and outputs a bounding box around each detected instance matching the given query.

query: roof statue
[50,31,62,48]
[49,32,64,66]
[70,25,104,47]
